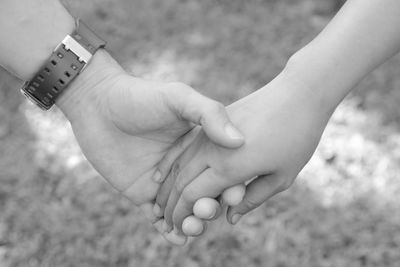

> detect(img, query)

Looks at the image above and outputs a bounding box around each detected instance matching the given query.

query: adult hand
[57,50,245,243]
[155,70,332,234]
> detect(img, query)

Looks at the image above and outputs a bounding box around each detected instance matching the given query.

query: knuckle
[210,101,225,114]
[201,101,223,117]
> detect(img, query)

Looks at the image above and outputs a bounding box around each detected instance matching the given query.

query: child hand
[155,72,330,234]
[180,183,246,236]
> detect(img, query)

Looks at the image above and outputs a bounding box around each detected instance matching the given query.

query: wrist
[279,49,347,119]
[255,59,337,125]
[56,50,125,123]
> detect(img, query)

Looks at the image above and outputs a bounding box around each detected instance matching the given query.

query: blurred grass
[1,0,400,266]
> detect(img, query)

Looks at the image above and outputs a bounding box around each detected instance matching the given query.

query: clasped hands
[64,52,329,246]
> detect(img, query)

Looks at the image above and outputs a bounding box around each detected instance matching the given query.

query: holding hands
[4,0,400,249]
[150,0,400,244]
[67,52,326,245]
[57,51,247,244]
[153,71,329,244]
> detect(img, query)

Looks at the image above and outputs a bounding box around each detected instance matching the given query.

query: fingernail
[165,231,187,246]
[153,203,162,217]
[162,220,173,233]
[207,208,217,219]
[225,124,244,140]
[173,227,180,235]
[153,171,162,183]
[153,219,164,233]
[230,214,242,225]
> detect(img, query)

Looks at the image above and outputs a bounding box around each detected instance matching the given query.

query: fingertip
[163,230,188,246]
[230,214,242,225]
[162,220,173,233]
[222,184,246,206]
[193,198,219,220]
[224,123,245,144]
[153,219,164,233]
[153,203,163,217]
[202,121,245,149]
[182,216,204,236]
[226,206,239,225]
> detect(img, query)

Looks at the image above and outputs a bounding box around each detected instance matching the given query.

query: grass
[1,0,400,266]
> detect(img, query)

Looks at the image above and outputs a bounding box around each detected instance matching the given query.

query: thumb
[166,83,244,148]
[227,173,289,225]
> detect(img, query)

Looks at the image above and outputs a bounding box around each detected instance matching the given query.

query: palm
[70,76,194,205]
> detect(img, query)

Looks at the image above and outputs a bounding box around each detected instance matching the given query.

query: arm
[0,0,245,245]
[155,0,400,235]
[288,0,400,114]
[0,0,122,121]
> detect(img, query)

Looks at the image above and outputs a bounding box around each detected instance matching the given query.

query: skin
[0,0,246,244]
[156,0,400,237]
[61,52,246,244]
[156,71,328,232]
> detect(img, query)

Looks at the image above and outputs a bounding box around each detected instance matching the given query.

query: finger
[221,183,246,206]
[171,168,235,232]
[193,197,221,220]
[162,160,207,229]
[182,215,205,236]
[154,165,178,219]
[167,83,244,148]
[155,134,206,218]
[122,170,160,206]
[153,218,165,233]
[226,173,292,225]
[152,127,201,183]
[152,218,188,245]
[162,148,219,229]
[163,227,188,246]
[140,205,173,245]
[139,202,159,224]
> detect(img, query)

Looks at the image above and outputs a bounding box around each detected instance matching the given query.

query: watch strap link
[21,19,106,110]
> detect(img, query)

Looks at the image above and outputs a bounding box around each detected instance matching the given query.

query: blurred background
[1,0,400,266]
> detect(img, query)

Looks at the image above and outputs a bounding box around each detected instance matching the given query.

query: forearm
[0,0,75,80]
[285,0,400,114]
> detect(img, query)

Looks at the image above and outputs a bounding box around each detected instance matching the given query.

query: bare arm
[155,0,400,235]
[288,0,400,114]
[0,0,74,80]
[0,0,246,245]
[0,0,122,119]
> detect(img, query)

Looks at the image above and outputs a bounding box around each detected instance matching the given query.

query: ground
[1,0,400,266]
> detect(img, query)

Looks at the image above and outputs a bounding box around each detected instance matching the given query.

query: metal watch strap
[21,19,106,110]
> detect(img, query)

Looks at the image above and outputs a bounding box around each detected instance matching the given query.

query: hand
[56,51,245,243]
[155,70,331,234]
[180,184,246,236]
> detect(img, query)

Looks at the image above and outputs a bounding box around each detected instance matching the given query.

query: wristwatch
[21,19,106,110]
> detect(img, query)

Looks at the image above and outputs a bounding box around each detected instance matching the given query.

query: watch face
[20,87,51,110]
[20,20,105,111]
